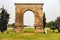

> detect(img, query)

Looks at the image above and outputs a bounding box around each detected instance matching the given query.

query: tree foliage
[46,21,56,32]
[23,25,27,27]
[55,16,60,33]
[43,12,46,29]
[55,16,60,23]
[0,8,9,33]
[11,23,15,27]
[46,16,60,33]
[46,21,55,28]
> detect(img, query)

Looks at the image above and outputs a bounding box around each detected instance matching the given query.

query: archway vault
[15,3,44,33]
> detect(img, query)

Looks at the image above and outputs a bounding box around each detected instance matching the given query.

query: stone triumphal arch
[15,3,44,32]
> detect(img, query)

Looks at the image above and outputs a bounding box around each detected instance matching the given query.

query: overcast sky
[0,0,60,25]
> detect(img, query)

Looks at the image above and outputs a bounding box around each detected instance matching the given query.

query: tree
[11,23,15,27]
[23,25,27,27]
[46,21,56,32]
[43,12,46,29]
[55,16,60,23]
[55,16,60,33]
[0,7,9,33]
[46,21,55,28]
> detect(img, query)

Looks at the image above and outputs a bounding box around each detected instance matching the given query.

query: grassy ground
[0,28,60,40]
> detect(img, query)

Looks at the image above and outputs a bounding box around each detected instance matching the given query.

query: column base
[34,29,44,33]
[34,27,44,33]
[14,27,24,33]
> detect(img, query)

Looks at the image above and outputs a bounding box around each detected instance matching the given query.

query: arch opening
[23,11,34,28]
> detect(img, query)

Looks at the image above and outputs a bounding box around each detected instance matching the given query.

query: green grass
[0,28,60,40]
[24,28,34,33]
